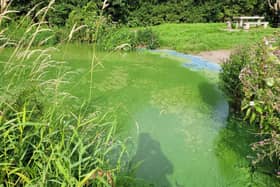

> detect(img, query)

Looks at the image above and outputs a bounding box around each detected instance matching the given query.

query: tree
[267,0,280,27]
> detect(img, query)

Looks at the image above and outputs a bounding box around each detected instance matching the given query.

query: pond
[56,45,277,186]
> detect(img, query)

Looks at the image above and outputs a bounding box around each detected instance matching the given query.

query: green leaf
[265,78,275,87]
[15,172,30,183]
[78,169,97,187]
[241,104,249,111]
[250,112,256,124]
[244,108,251,121]
[255,106,263,114]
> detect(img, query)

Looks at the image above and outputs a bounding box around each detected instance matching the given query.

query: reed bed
[0,1,130,186]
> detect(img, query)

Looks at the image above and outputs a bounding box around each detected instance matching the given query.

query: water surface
[55,46,277,186]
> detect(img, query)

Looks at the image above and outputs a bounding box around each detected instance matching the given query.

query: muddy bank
[196,50,232,64]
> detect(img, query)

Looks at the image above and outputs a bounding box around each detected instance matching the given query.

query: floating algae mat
[55,45,278,187]
[152,49,221,72]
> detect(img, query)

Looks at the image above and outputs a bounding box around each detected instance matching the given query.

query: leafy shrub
[96,27,160,51]
[64,2,160,50]
[239,43,280,130]
[96,26,134,51]
[66,2,102,42]
[251,131,280,173]
[133,28,160,49]
[219,46,251,113]
[220,39,280,178]
[238,42,280,175]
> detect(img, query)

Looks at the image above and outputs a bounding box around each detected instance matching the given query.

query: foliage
[251,131,280,173]
[219,47,251,112]
[0,2,133,186]
[64,2,160,50]
[99,28,160,51]
[66,1,104,43]
[220,37,280,178]
[9,0,271,27]
[0,17,59,46]
[238,41,280,175]
[5,1,275,51]
[2,1,160,51]
[0,104,125,186]
[133,28,160,49]
[239,42,280,131]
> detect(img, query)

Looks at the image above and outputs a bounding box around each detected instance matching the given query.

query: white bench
[233,16,269,29]
[243,21,269,29]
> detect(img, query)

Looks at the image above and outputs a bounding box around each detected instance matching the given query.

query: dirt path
[195,50,232,64]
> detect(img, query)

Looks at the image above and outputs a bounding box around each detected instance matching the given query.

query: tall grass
[0,1,129,186]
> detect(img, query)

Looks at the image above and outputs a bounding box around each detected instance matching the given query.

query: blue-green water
[51,46,278,186]
[125,50,278,187]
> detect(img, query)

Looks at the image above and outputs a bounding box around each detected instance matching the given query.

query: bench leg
[243,23,250,30]
[257,19,261,27]
[236,22,239,29]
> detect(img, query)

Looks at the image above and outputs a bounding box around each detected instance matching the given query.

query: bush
[96,27,160,51]
[64,2,160,51]
[96,26,134,51]
[239,43,280,130]
[133,28,160,49]
[66,2,103,43]
[238,42,280,175]
[219,46,251,113]
[220,39,280,178]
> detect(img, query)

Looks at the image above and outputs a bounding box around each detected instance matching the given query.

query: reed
[0,1,128,186]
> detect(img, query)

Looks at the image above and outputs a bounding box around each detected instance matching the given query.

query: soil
[196,50,232,64]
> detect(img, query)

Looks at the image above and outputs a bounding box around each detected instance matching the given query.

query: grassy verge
[0,3,132,186]
[147,23,278,53]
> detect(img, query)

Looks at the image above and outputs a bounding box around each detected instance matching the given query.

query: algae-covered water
[53,45,278,186]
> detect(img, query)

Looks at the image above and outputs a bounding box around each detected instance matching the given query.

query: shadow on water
[215,119,256,159]
[198,81,222,110]
[214,118,279,186]
[130,133,173,187]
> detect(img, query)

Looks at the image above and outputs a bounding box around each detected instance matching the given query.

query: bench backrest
[233,16,264,20]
